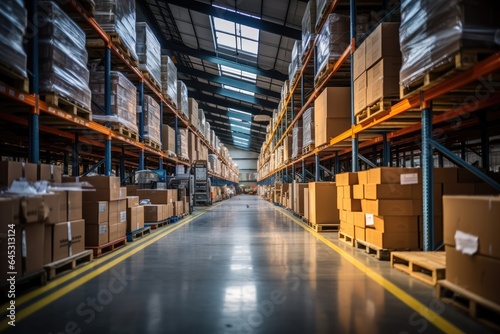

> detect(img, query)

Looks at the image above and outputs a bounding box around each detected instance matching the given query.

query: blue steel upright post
[159,101,164,170]
[422,104,434,251]
[28,0,39,163]
[315,154,320,182]
[104,47,112,176]
[174,116,178,176]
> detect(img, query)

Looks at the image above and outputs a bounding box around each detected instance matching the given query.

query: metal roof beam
[164,42,287,81]
[184,80,277,110]
[205,114,267,135]
[199,103,254,122]
[163,0,301,40]
[188,91,271,116]
[177,65,280,99]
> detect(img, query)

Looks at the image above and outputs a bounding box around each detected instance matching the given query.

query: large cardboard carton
[364,184,414,200]
[127,206,144,232]
[85,223,108,247]
[353,41,366,80]
[108,223,119,242]
[367,214,419,232]
[365,228,419,249]
[362,199,421,216]
[38,164,62,183]
[292,182,308,216]
[117,221,126,238]
[342,198,362,212]
[67,191,82,221]
[340,220,354,236]
[353,185,364,199]
[43,193,62,224]
[303,188,309,220]
[446,245,500,305]
[368,167,420,184]
[0,161,37,188]
[143,204,163,222]
[314,87,351,120]
[357,170,369,185]
[309,182,339,225]
[443,195,500,258]
[365,22,401,69]
[109,199,127,213]
[137,189,172,205]
[52,220,85,262]
[343,186,354,199]
[161,124,176,152]
[65,176,120,201]
[354,72,367,115]
[119,187,127,199]
[355,226,366,241]
[82,201,108,225]
[315,118,351,147]
[353,212,366,227]
[126,196,140,208]
[366,75,399,107]
[336,172,358,186]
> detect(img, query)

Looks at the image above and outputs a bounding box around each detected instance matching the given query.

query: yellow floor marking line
[272,204,463,334]
[0,203,222,330]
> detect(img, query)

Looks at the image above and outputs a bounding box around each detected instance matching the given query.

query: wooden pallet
[178,157,190,163]
[126,226,152,242]
[0,63,29,92]
[315,61,335,86]
[301,38,315,63]
[311,223,340,232]
[144,219,169,230]
[338,231,355,246]
[436,280,500,331]
[302,144,315,155]
[144,138,161,150]
[354,239,392,261]
[355,97,399,124]
[139,69,162,92]
[86,34,139,67]
[176,110,189,121]
[315,0,334,30]
[164,94,177,109]
[0,270,47,300]
[111,125,139,141]
[400,49,489,99]
[391,251,446,286]
[40,93,92,121]
[44,250,93,281]
[86,237,127,258]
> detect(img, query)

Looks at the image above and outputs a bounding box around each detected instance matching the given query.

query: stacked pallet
[142,95,162,148]
[292,181,308,217]
[0,0,28,80]
[161,55,177,107]
[136,22,161,89]
[314,87,351,147]
[308,182,339,231]
[136,189,180,224]
[177,80,189,119]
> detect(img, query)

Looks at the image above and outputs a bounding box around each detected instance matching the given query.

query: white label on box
[400,173,419,185]
[99,225,107,235]
[99,203,106,212]
[455,230,478,255]
[120,211,127,223]
[365,214,374,226]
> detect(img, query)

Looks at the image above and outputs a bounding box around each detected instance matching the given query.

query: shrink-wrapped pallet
[136,22,161,88]
[0,0,27,78]
[161,55,177,107]
[316,14,350,77]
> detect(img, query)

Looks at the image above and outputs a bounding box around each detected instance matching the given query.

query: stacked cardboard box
[177,80,189,119]
[336,172,360,238]
[161,124,176,154]
[354,23,401,116]
[136,189,178,221]
[188,98,199,129]
[126,196,144,232]
[308,182,339,226]
[292,181,308,217]
[314,87,351,147]
[443,195,500,305]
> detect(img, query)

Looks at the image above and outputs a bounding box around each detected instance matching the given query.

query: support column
[315,154,320,182]
[480,111,489,169]
[120,147,125,182]
[28,0,39,163]
[72,133,79,176]
[422,106,434,251]
[383,133,390,166]
[302,159,306,182]
[159,101,164,170]
[104,47,112,176]
[63,152,69,175]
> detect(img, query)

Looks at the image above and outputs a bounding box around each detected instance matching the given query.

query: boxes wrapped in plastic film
[302,107,315,148]
[142,95,161,146]
[177,128,189,161]
[161,55,177,107]
[281,80,289,101]
[198,109,206,136]
[315,0,333,27]
[136,22,161,88]
[205,121,211,141]
[315,13,350,77]
[95,0,137,60]
[292,124,303,160]
[177,80,189,119]
[208,154,218,173]
[0,0,27,78]
[38,1,91,110]
[90,70,137,133]
[289,40,302,83]
[302,0,316,55]
[399,0,500,88]
[276,146,284,167]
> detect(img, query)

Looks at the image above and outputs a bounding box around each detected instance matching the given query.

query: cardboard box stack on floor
[308,182,339,226]
[443,195,500,305]
[136,189,178,222]
[126,196,144,232]
[336,172,360,238]
[292,181,308,217]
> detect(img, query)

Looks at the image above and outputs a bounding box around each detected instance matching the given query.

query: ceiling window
[223,84,254,96]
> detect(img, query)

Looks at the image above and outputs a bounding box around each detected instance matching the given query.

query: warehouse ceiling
[137,0,387,152]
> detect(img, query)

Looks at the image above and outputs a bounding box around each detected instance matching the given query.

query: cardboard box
[52,220,85,262]
[353,185,364,199]
[354,72,367,115]
[19,195,49,223]
[314,87,351,120]
[126,185,139,196]
[367,214,419,232]
[434,168,458,184]
[117,221,126,238]
[109,199,127,213]
[336,172,358,186]
[368,167,420,184]
[136,189,170,205]
[362,199,421,216]
[355,226,366,241]
[85,223,108,247]
[367,57,401,82]
[126,196,140,208]
[165,203,173,220]
[161,124,176,152]
[446,245,500,305]
[357,171,369,185]
[67,191,82,221]
[0,197,20,225]
[43,193,62,224]
[340,209,353,223]
[0,161,37,188]
[188,131,197,163]
[364,184,414,200]
[174,201,184,216]
[82,201,108,225]
[353,212,366,227]
[109,211,119,225]
[366,76,399,107]
[366,228,419,249]
[119,187,127,199]
[309,182,339,225]
[443,195,500,258]
[292,182,308,215]
[342,198,362,212]
[38,164,62,183]
[365,22,401,69]
[315,118,352,148]
[65,176,120,201]
[143,204,163,222]
[343,186,354,199]
[353,41,366,80]
[303,188,309,220]
[108,223,119,242]
[340,220,354,236]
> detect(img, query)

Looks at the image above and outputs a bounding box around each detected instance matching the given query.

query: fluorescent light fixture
[228,108,252,116]
[233,136,249,142]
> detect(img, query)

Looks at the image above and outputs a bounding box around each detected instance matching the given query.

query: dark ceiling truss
[160,0,302,40]
[176,64,281,99]
[188,91,272,116]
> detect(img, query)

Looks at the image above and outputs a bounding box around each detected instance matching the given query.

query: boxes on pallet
[366,57,401,106]
[177,128,190,160]
[292,124,303,159]
[38,164,62,183]
[188,98,199,128]
[314,87,351,146]
[65,176,121,201]
[292,182,308,216]
[303,188,309,220]
[365,228,419,249]
[82,201,108,225]
[143,204,164,222]
[336,172,358,186]
[127,206,144,232]
[126,196,139,208]
[142,95,162,146]
[177,80,189,119]
[188,131,197,163]
[355,226,365,241]
[161,55,177,107]
[364,23,401,70]
[353,41,366,80]
[52,219,85,262]
[302,107,315,150]
[0,161,37,188]
[366,215,418,232]
[137,189,178,205]
[283,135,293,163]
[354,72,367,115]
[136,22,161,88]
[308,182,339,225]
[0,0,27,78]
[315,14,350,77]
[85,223,108,247]
[301,0,316,53]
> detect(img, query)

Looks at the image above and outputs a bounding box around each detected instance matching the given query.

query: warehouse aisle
[4,195,492,333]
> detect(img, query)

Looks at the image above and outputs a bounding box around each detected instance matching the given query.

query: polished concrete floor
[2,195,494,333]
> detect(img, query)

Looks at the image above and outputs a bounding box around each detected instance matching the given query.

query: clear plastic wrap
[292,124,303,159]
[281,80,289,100]
[95,0,137,60]
[205,121,211,141]
[208,154,217,173]
[198,109,206,135]
[289,40,302,83]
[0,0,27,77]
[399,0,500,87]
[301,0,316,54]
[315,0,333,27]
[161,55,177,107]
[302,107,315,148]
[142,95,161,145]
[38,1,91,110]
[136,22,161,88]
[315,13,350,76]
[177,128,189,160]
[90,70,138,133]
[176,80,189,119]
